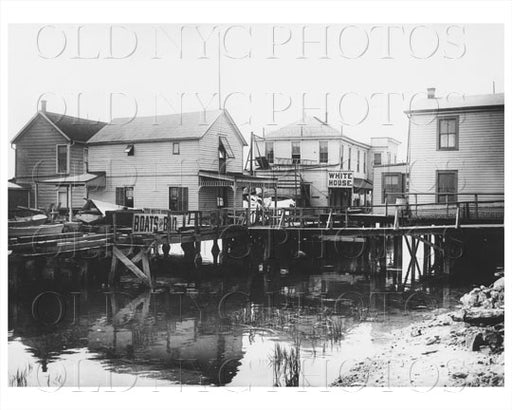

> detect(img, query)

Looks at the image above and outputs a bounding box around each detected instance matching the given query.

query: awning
[219,136,234,158]
[8,181,28,190]
[40,172,106,188]
[353,178,373,190]
[199,170,276,188]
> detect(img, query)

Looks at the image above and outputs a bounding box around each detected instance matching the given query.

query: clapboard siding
[409,109,504,204]
[14,114,88,208]
[199,113,244,173]
[89,175,199,210]
[88,140,200,180]
[88,140,201,209]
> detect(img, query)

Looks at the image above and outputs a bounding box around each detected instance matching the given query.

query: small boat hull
[9,224,64,238]
[9,214,48,227]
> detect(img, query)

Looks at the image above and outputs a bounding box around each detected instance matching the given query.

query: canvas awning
[353,178,373,190]
[40,172,106,188]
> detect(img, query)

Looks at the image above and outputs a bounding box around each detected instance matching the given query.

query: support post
[211,239,220,266]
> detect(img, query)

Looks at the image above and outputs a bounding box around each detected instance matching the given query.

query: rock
[463,308,504,326]
[451,371,468,379]
[410,328,422,337]
[466,332,484,351]
[426,336,440,345]
[492,277,504,291]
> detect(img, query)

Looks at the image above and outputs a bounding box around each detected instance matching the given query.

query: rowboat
[8,224,64,238]
[9,214,48,227]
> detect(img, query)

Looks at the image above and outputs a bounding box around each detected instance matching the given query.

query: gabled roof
[11,111,106,144]
[405,93,504,114]
[264,115,371,149]
[87,109,247,145]
[265,116,341,139]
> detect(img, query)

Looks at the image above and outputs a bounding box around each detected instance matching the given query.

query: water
[8,259,468,389]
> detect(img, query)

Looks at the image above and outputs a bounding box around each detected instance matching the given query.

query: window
[340,144,344,169]
[56,144,69,174]
[394,154,397,164]
[348,147,352,170]
[374,152,382,166]
[291,141,301,164]
[219,144,227,174]
[357,150,360,172]
[169,187,188,211]
[173,142,180,155]
[83,148,89,172]
[382,173,404,204]
[363,152,367,173]
[265,141,274,163]
[437,170,458,203]
[57,188,68,208]
[438,117,459,150]
[115,187,134,208]
[125,145,134,156]
[319,141,328,163]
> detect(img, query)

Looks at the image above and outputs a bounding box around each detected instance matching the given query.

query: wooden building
[10,101,106,210]
[87,109,274,211]
[254,116,399,208]
[405,90,504,205]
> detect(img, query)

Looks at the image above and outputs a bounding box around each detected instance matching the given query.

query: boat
[9,223,64,238]
[77,199,134,224]
[9,214,48,227]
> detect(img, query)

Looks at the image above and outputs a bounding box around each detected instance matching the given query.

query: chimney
[325,111,328,124]
[427,87,436,99]
[40,100,47,113]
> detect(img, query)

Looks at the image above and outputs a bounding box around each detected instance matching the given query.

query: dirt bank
[332,277,504,388]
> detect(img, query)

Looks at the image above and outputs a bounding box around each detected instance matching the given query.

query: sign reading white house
[133,213,172,234]
[327,171,353,188]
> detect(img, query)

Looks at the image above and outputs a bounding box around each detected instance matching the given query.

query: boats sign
[327,171,353,188]
[133,213,171,234]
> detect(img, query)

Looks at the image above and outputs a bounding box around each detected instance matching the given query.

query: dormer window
[125,145,134,156]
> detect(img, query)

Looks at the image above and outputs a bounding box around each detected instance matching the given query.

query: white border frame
[1,2,511,410]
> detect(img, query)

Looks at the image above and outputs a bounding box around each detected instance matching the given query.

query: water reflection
[8,262,466,388]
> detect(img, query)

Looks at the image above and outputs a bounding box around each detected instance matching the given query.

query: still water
[8,257,467,389]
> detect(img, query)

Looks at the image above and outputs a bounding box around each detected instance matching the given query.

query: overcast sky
[8,24,504,177]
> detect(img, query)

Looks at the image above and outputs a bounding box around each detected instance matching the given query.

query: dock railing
[381,192,504,221]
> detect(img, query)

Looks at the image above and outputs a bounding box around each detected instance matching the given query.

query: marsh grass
[9,364,32,387]
[271,343,301,387]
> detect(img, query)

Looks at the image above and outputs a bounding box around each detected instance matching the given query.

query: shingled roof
[264,115,371,148]
[44,112,107,142]
[87,109,244,145]
[11,110,106,144]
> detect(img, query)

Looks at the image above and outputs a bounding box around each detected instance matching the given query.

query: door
[382,173,404,204]
[169,187,188,211]
[437,171,458,203]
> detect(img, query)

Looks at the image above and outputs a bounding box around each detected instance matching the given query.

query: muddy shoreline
[332,279,505,388]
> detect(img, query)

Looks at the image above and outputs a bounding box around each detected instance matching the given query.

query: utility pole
[250,132,254,175]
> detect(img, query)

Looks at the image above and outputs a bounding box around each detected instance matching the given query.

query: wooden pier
[8,196,504,289]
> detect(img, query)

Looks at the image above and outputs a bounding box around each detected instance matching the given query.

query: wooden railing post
[474,194,479,219]
[113,211,118,245]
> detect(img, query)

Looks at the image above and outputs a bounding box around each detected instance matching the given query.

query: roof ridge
[108,108,223,123]
[44,111,107,125]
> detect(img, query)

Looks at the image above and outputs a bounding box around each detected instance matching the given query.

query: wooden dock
[8,197,504,289]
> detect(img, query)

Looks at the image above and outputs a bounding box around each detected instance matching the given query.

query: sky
[7,24,504,177]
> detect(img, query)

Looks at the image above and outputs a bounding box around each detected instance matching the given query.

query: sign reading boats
[132,213,172,234]
[327,171,353,188]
